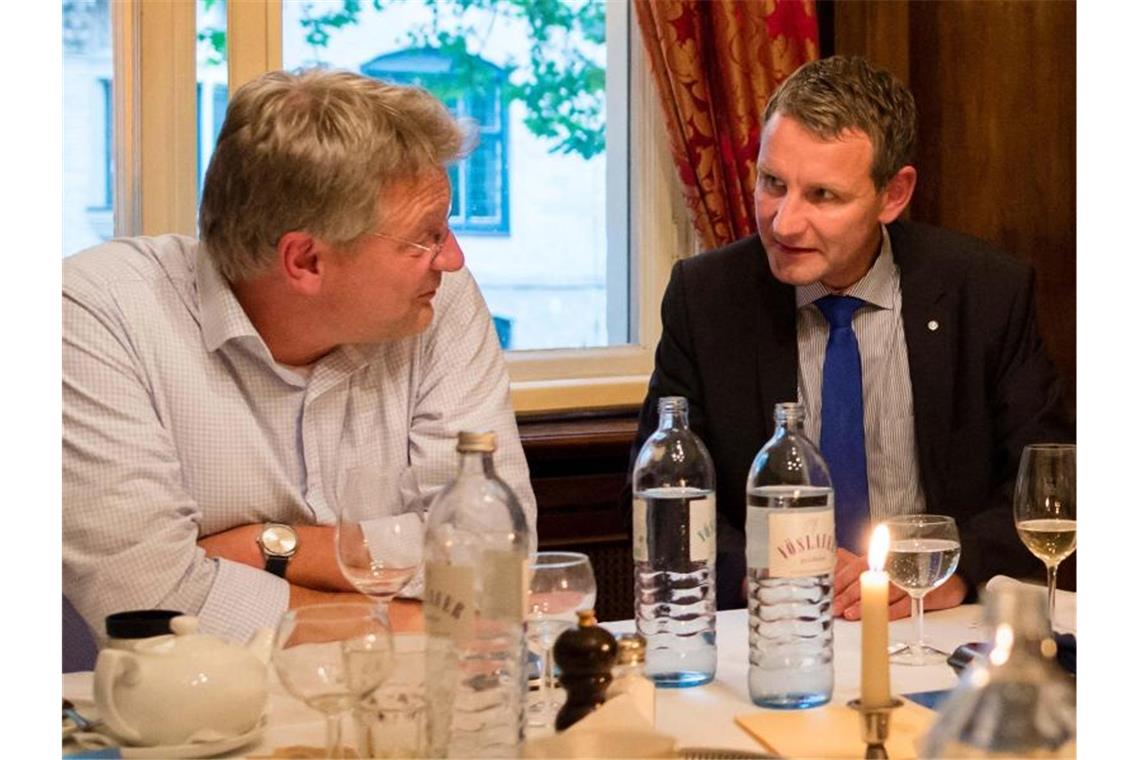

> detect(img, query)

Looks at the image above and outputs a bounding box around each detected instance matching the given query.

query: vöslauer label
[425,562,475,639]
[767,510,836,578]
[689,495,715,563]
[633,498,648,562]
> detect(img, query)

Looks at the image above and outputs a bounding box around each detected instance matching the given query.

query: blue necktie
[815,295,870,553]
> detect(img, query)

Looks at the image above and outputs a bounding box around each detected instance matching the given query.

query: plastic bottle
[424,431,531,758]
[746,402,835,709]
[632,396,717,688]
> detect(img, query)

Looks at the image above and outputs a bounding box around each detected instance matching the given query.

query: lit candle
[860,524,892,708]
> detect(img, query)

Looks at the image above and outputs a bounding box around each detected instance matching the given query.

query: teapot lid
[105,609,183,639]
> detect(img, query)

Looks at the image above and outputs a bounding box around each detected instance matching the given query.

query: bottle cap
[457,431,497,453]
[615,633,647,665]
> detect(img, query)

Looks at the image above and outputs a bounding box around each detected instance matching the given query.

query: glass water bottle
[424,432,531,758]
[631,396,717,688]
[746,402,835,708]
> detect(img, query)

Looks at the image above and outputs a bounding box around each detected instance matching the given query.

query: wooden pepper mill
[552,609,618,731]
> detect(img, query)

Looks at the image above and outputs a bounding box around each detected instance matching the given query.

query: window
[282,1,620,353]
[362,49,510,235]
[71,0,691,412]
[196,0,228,199]
[62,0,114,255]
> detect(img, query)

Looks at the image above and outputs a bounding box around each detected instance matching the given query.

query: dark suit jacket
[633,220,1073,609]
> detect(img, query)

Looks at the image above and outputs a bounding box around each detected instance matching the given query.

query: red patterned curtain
[634,0,819,250]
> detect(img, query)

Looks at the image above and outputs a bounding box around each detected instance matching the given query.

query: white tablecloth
[63,586,1076,756]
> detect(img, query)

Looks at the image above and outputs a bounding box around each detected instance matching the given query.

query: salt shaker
[553,609,618,731]
[608,633,655,726]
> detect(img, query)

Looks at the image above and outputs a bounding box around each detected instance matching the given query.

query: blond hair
[199,68,470,282]
[764,56,916,189]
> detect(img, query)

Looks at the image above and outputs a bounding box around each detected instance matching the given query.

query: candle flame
[869,524,889,571]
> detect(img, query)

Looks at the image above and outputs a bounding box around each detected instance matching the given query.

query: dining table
[62,582,1076,758]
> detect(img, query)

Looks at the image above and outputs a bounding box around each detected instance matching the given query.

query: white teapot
[94,615,272,746]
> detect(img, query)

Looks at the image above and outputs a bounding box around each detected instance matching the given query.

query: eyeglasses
[368,229,452,263]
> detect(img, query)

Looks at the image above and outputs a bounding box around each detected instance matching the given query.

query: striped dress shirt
[794,227,927,529]
[63,235,535,645]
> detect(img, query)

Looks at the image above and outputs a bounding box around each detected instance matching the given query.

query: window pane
[197,0,228,200]
[63,0,114,256]
[282,0,622,351]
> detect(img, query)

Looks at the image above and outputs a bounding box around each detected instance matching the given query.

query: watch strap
[265,555,289,578]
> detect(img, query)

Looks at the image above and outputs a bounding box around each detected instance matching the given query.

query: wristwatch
[257,523,299,578]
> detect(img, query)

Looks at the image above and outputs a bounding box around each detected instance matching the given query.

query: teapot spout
[246,627,274,665]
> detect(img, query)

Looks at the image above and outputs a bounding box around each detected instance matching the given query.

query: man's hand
[833,547,968,620]
[198,523,356,592]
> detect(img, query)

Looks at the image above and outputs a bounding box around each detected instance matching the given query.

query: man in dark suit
[633,56,1072,615]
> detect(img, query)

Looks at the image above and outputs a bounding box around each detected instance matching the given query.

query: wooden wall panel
[836,0,1077,419]
[907,0,1076,419]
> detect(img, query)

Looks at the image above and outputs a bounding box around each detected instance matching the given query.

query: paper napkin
[522,693,678,759]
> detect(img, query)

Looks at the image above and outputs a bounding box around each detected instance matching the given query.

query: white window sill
[510,374,648,415]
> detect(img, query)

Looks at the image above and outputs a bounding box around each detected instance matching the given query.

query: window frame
[115,0,692,414]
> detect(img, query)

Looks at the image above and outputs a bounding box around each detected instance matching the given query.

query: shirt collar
[196,245,264,354]
[795,224,899,310]
[196,244,376,384]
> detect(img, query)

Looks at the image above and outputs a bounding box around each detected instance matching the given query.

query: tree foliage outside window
[198,0,606,159]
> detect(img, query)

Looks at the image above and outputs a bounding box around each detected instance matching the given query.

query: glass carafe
[920,585,1075,758]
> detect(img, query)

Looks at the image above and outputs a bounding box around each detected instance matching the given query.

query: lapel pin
[927,320,939,331]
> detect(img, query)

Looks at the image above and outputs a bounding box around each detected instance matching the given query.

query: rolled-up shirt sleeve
[63,288,287,644]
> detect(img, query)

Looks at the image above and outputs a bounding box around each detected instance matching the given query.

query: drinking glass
[526,551,597,727]
[335,467,424,613]
[273,603,394,759]
[884,514,961,666]
[1013,443,1076,628]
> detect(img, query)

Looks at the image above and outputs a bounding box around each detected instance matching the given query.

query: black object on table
[552,609,618,731]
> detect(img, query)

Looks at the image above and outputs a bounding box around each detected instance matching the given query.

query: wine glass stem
[326,712,343,758]
[913,595,926,651]
[542,644,555,713]
[1045,562,1058,630]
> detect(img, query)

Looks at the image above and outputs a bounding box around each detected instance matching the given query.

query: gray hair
[763,56,916,189]
[199,68,471,283]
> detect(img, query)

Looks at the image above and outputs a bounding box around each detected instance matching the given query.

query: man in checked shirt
[63,69,536,645]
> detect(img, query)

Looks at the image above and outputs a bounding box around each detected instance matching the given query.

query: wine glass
[1013,443,1076,628]
[273,603,394,759]
[526,551,597,727]
[884,514,961,666]
[335,466,424,612]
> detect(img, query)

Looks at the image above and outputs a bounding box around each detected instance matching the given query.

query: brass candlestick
[847,698,903,759]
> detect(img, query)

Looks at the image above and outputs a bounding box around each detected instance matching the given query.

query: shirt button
[927,320,939,331]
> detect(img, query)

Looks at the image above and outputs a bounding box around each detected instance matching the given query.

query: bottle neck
[983,589,1058,669]
[456,449,496,477]
[657,397,689,430]
[773,403,806,434]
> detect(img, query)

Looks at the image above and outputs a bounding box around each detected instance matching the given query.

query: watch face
[261,525,298,556]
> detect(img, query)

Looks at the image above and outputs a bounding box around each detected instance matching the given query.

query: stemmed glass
[1013,443,1076,628]
[525,551,597,727]
[272,603,394,759]
[884,514,962,666]
[335,467,423,613]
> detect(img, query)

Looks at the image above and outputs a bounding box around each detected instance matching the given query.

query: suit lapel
[892,222,954,510]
